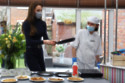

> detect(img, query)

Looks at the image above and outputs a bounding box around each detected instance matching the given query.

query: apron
[76,30,97,69]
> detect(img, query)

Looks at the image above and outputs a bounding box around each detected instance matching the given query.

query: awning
[0,0,124,9]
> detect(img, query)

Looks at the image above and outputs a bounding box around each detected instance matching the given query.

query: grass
[0,58,26,68]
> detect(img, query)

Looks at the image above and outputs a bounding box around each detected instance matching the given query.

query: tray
[79,69,103,78]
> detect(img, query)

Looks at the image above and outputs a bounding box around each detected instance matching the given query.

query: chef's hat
[87,16,100,24]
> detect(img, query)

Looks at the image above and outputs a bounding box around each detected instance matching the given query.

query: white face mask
[35,12,42,19]
[86,25,95,32]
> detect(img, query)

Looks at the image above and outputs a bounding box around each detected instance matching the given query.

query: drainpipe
[104,0,107,64]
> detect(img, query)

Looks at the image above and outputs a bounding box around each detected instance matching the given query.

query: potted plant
[0,23,26,69]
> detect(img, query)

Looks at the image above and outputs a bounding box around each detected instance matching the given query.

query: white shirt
[71,29,102,69]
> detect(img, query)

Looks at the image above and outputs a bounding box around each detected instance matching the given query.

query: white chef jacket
[71,29,102,69]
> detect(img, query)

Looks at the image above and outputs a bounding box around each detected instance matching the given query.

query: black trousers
[25,47,46,71]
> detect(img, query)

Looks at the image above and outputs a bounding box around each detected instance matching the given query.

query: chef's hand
[43,40,56,45]
[72,57,77,65]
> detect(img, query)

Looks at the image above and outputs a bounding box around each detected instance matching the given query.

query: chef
[71,16,102,69]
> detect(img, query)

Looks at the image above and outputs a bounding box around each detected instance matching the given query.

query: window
[44,8,76,68]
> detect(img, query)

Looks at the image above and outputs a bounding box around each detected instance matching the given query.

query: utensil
[56,37,75,44]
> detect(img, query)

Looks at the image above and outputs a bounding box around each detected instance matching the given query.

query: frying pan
[56,37,75,44]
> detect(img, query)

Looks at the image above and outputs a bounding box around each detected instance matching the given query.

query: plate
[15,75,30,80]
[1,78,18,83]
[55,72,71,77]
[48,77,64,82]
[38,72,54,77]
[30,77,46,82]
[67,77,84,82]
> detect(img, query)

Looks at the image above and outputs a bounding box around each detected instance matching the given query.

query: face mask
[35,12,42,19]
[86,25,95,32]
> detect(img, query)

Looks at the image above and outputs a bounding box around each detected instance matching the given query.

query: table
[0,68,110,83]
[0,76,110,83]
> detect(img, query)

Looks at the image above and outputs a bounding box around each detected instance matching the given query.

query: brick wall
[102,10,109,60]
[11,7,28,25]
[52,21,76,58]
[117,10,125,49]
[101,10,125,62]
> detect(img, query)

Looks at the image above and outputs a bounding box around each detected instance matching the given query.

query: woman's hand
[43,40,56,45]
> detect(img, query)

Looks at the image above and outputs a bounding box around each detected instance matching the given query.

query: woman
[72,16,102,69]
[22,2,55,71]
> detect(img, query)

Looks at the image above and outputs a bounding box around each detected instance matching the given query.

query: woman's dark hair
[22,2,43,36]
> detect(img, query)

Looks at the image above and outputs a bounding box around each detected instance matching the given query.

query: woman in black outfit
[22,2,55,71]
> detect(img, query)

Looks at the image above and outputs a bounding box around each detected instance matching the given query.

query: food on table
[49,77,64,81]
[68,77,84,81]
[30,77,45,81]
[2,78,17,82]
[16,75,29,79]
